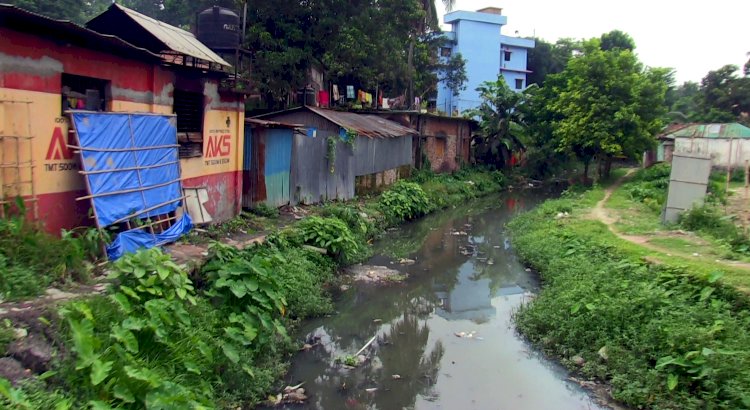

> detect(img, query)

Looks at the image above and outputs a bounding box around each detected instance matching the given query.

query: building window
[515,79,524,90]
[173,89,204,158]
[504,51,512,61]
[435,137,446,158]
[61,73,109,114]
[440,47,452,57]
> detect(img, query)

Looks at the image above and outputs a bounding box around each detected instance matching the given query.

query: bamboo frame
[68,144,179,152]
[0,99,38,219]
[69,111,189,258]
[78,160,179,175]
[75,178,182,201]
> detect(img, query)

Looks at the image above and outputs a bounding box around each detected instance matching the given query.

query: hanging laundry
[333,85,340,102]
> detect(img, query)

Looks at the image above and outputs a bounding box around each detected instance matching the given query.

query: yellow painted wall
[1,87,245,199]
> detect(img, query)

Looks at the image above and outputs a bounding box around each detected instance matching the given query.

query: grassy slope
[508,172,750,409]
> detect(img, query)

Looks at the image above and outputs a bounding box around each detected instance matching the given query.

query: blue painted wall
[437,10,534,115]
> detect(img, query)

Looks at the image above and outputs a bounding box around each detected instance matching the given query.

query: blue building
[436,7,535,115]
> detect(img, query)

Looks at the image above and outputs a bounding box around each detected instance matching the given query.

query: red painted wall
[182,171,242,223]
[0,28,172,96]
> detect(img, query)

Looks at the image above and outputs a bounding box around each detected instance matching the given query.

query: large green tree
[526,38,581,86]
[470,76,527,169]
[548,39,668,180]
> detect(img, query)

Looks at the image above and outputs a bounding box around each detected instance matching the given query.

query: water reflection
[271,189,603,410]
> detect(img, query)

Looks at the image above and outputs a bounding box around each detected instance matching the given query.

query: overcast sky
[437,0,749,84]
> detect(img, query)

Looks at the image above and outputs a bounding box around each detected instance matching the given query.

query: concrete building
[436,7,534,115]
[0,4,246,234]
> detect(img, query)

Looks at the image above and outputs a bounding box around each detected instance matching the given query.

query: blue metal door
[264,129,292,207]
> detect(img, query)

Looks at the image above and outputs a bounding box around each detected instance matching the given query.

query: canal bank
[0,168,520,408]
[507,171,750,409]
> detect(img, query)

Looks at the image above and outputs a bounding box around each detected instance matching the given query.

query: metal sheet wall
[291,131,354,204]
[353,135,413,176]
[264,128,292,207]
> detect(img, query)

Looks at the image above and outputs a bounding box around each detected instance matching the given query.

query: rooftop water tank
[196,6,240,51]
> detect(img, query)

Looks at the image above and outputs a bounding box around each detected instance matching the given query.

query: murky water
[274,189,604,410]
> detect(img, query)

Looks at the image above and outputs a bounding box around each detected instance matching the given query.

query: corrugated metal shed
[663,123,750,140]
[259,106,418,139]
[87,4,231,67]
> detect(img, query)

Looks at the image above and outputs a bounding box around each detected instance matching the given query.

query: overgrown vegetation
[509,187,750,409]
[0,203,103,300]
[1,167,507,408]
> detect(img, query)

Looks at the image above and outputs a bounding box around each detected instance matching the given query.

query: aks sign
[204,134,231,158]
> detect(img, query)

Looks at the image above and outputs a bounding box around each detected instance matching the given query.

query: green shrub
[56,248,215,408]
[296,216,360,261]
[249,203,280,218]
[0,214,97,299]
[680,205,750,255]
[633,163,671,182]
[379,181,432,222]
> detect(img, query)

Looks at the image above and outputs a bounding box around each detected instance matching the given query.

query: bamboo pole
[75,178,182,201]
[726,137,734,193]
[109,196,186,226]
[78,160,179,175]
[68,143,179,152]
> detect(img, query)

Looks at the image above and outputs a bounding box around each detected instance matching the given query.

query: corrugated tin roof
[105,4,231,67]
[255,106,418,138]
[246,118,303,129]
[664,123,750,140]
[0,3,161,62]
[306,107,418,138]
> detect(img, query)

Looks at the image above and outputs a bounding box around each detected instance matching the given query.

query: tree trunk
[604,156,613,179]
[408,39,414,109]
[583,159,590,181]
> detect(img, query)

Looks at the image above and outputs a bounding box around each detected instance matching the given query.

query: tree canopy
[7,0,457,110]
[548,39,668,179]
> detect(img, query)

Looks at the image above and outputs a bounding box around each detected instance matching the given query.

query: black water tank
[196,6,240,50]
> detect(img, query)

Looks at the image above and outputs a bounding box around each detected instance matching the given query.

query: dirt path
[588,169,750,271]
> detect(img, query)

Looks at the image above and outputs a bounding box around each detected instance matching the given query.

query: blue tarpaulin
[106,213,193,260]
[70,112,191,259]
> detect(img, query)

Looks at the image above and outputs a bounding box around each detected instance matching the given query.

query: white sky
[437,0,749,84]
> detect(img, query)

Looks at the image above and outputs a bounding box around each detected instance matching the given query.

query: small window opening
[504,51,512,61]
[173,89,204,158]
[61,73,109,114]
[515,79,524,90]
[440,47,452,57]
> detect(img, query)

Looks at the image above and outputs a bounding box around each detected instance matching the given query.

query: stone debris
[348,265,406,283]
[8,334,53,373]
[571,355,586,366]
[554,212,570,219]
[454,331,483,340]
[0,357,29,385]
[398,258,415,265]
[44,288,77,301]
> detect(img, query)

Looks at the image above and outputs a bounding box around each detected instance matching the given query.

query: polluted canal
[273,190,605,410]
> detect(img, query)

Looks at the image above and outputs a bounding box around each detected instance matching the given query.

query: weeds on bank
[509,186,750,409]
[0,167,508,408]
[0,201,105,300]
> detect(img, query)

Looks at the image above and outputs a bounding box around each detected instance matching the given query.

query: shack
[242,119,302,208]
[369,111,475,173]
[0,4,246,234]
[645,123,750,169]
[256,106,416,203]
